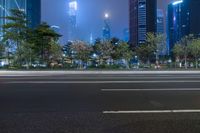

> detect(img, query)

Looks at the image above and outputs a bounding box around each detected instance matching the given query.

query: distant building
[102,13,111,40]
[123,28,129,42]
[157,9,164,34]
[167,0,200,54]
[68,0,78,41]
[90,33,93,44]
[129,0,157,46]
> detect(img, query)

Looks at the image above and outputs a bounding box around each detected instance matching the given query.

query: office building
[157,9,164,34]
[102,13,111,40]
[68,0,78,41]
[167,0,200,53]
[129,0,157,46]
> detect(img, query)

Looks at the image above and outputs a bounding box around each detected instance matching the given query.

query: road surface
[0,71,200,133]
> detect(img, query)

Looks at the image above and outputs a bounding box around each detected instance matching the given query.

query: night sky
[42,0,172,44]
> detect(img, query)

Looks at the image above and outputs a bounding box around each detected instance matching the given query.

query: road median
[0,70,200,76]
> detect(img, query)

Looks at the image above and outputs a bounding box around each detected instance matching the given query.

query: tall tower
[129,0,157,46]
[102,13,111,40]
[68,0,78,41]
[167,0,200,54]
[157,9,164,34]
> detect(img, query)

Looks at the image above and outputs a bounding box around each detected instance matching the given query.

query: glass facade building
[68,0,78,41]
[0,0,41,36]
[167,0,200,54]
[102,14,111,40]
[0,0,26,37]
[129,0,157,47]
[157,9,164,34]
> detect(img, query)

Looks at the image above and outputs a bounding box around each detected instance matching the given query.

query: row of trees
[61,34,200,70]
[2,9,200,69]
[0,9,135,69]
[135,33,166,65]
[0,9,167,69]
[0,9,61,68]
[61,32,167,69]
[62,39,134,69]
[173,35,200,69]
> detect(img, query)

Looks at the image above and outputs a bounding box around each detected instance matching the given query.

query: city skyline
[42,0,129,43]
[42,0,172,43]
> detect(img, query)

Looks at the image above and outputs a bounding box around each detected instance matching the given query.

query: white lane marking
[101,88,200,92]
[103,110,200,114]
[1,76,200,79]
[3,80,200,84]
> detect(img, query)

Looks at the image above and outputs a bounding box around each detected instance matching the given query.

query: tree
[2,9,29,66]
[63,41,74,65]
[17,42,35,69]
[156,34,167,56]
[32,22,61,64]
[179,35,194,69]
[49,39,62,63]
[113,42,133,68]
[145,33,158,64]
[0,43,5,59]
[94,40,114,65]
[188,38,200,69]
[71,41,92,69]
[136,44,154,64]
[173,43,184,68]
[110,37,120,45]
[145,32,166,65]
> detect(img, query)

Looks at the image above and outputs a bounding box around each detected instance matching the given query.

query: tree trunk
[184,56,187,69]
[126,60,130,69]
[196,58,198,69]
[147,57,150,66]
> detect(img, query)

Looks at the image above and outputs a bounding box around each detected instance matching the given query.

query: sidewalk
[0,70,200,76]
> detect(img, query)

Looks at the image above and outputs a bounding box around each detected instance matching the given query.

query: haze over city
[42,0,171,43]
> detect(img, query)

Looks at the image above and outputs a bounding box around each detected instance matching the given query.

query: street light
[92,53,97,58]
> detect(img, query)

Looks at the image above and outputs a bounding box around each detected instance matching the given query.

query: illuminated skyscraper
[129,0,157,46]
[68,0,78,41]
[102,13,111,40]
[167,0,200,54]
[157,9,164,34]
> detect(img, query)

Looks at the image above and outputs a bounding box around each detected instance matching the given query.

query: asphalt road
[1,72,200,133]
